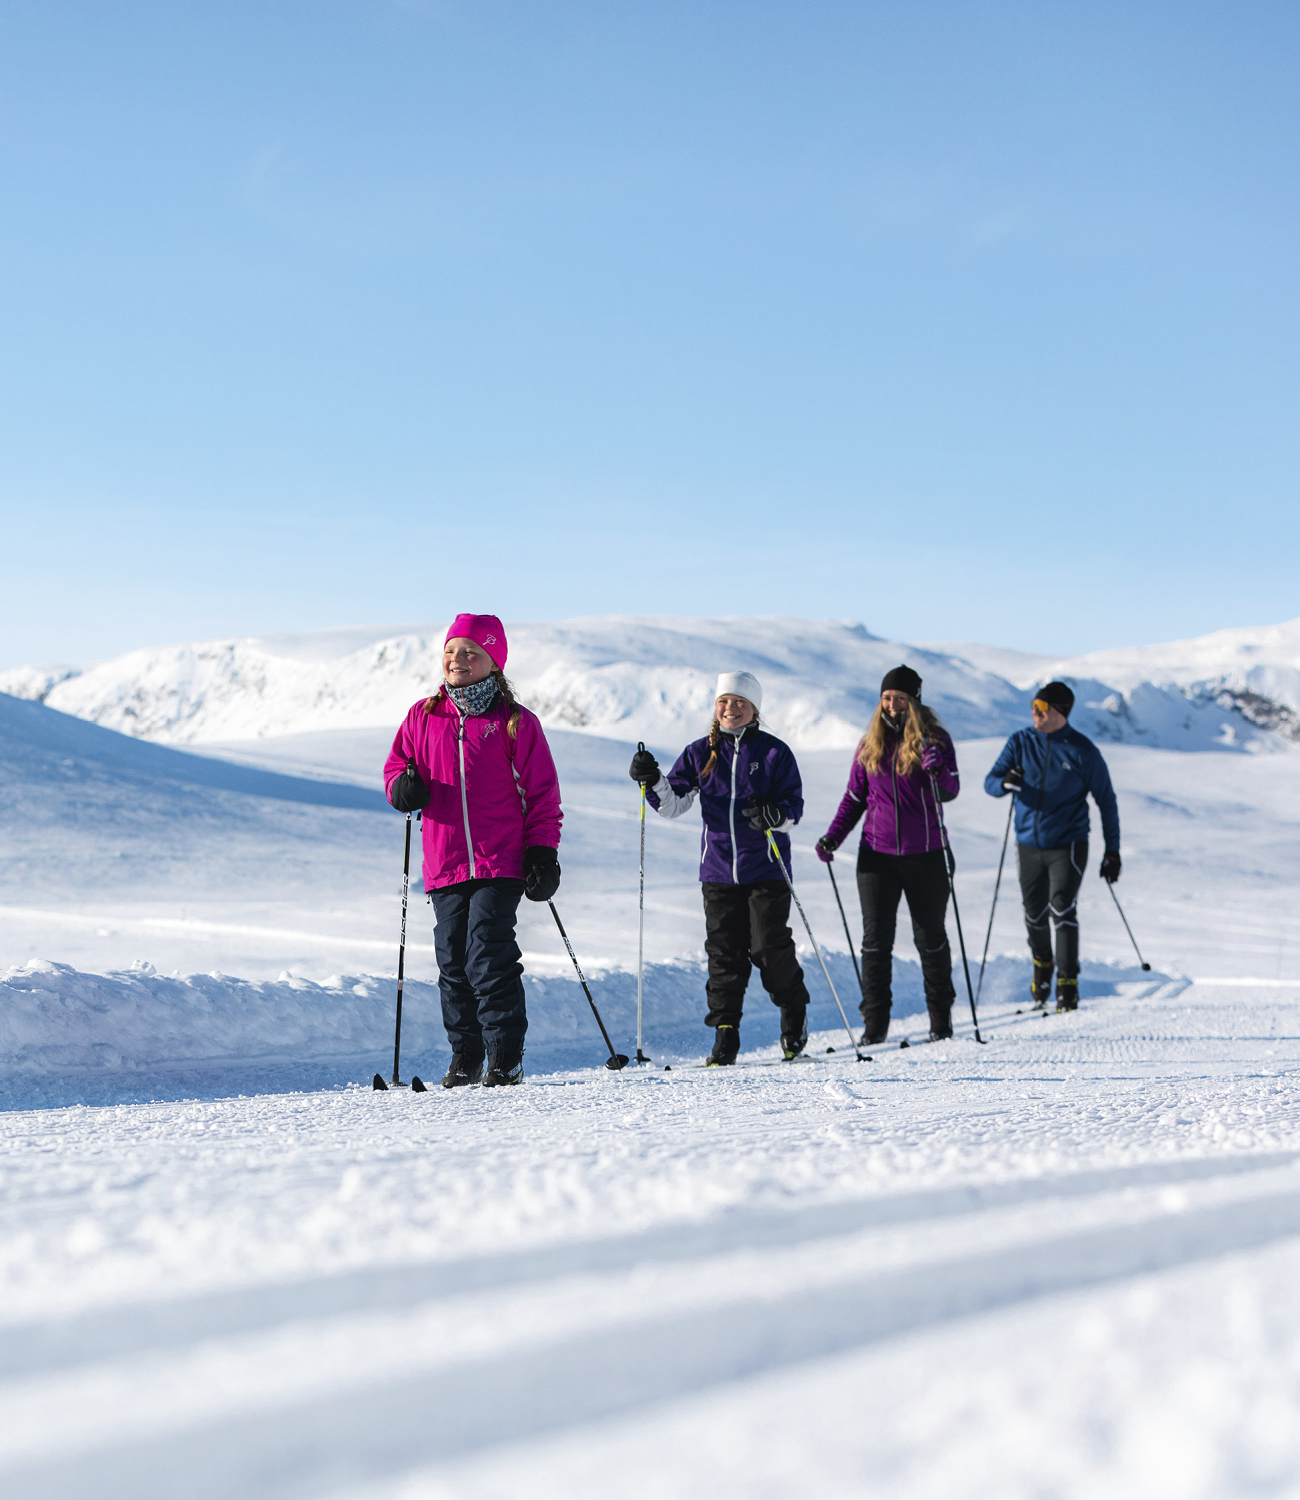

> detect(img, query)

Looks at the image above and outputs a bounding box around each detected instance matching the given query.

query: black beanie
[880,665,922,701]
[1036,680,1075,716]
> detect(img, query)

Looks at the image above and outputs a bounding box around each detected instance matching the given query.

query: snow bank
[1,953,1170,1112]
[4,614,1296,752]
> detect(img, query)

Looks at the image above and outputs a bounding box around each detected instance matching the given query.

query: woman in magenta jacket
[816,665,960,1044]
[384,613,561,1088]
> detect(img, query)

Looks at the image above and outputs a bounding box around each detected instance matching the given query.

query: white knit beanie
[715,671,762,711]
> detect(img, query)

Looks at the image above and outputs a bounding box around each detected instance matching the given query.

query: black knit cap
[1035,680,1075,715]
[880,665,922,701]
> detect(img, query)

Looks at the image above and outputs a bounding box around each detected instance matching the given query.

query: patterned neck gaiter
[446,677,500,716]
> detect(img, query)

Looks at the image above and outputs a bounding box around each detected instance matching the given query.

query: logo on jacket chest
[482,721,499,736]
[749,760,759,773]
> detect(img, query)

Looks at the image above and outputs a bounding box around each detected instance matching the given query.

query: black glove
[1002,766,1024,793]
[390,757,430,812]
[629,745,660,786]
[743,796,787,831]
[524,845,561,902]
[1100,850,1121,884]
[815,836,837,864]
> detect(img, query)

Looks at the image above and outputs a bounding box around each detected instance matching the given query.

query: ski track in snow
[3,981,1300,1499]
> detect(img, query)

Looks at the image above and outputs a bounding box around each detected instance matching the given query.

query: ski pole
[635,748,649,1063]
[549,901,630,1070]
[764,829,866,1061]
[928,771,986,1044]
[975,795,1015,1008]
[1107,882,1151,970]
[826,860,863,993]
[374,800,415,1090]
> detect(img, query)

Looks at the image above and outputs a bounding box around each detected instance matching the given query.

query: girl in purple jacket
[816,665,960,1044]
[384,614,562,1089]
[628,671,811,1066]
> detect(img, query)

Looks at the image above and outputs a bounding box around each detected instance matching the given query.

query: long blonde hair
[700,709,762,779]
[425,668,523,740]
[857,695,944,777]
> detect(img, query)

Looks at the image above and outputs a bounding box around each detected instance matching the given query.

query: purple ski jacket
[647,725,803,884]
[822,731,960,858]
[383,694,562,891]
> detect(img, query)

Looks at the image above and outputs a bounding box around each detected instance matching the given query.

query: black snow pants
[1017,840,1088,978]
[856,845,955,1039]
[701,880,811,1029]
[429,877,527,1061]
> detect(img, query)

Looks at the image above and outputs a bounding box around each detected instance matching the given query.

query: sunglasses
[1031,699,1052,715]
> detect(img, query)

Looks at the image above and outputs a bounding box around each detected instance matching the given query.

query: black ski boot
[1056,976,1079,1013]
[927,1003,953,1042]
[482,1050,524,1087]
[779,1007,808,1060]
[707,1024,740,1066]
[1031,958,1053,1010]
[441,1053,484,1088]
[859,1011,889,1046]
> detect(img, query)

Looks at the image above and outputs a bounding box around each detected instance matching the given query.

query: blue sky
[2,0,1298,667]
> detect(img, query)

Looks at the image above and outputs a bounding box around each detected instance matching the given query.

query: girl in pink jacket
[384,614,562,1088]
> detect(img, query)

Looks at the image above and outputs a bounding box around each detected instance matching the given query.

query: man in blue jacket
[985,682,1121,1012]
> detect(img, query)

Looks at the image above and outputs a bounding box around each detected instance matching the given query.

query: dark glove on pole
[629,745,660,785]
[524,845,561,902]
[390,756,430,812]
[1002,766,1024,793]
[1100,850,1121,884]
[743,795,787,831]
[815,836,837,864]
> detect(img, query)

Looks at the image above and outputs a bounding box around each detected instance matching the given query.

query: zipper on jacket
[1035,737,1051,850]
[456,708,476,878]
[891,750,902,856]
[729,734,740,883]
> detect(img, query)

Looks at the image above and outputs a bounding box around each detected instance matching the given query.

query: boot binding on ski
[779,1007,808,1060]
[482,1051,524,1087]
[1031,958,1053,1010]
[707,1024,740,1066]
[1055,976,1079,1013]
[441,1053,485,1088]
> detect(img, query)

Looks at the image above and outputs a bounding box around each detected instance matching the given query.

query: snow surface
[4,612,1298,751]
[4,982,1300,1498]
[5,617,1300,1495]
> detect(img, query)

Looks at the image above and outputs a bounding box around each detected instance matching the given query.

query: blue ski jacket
[647,725,803,884]
[985,724,1120,852]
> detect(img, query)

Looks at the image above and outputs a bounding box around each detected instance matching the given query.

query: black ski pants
[856,846,955,1037]
[1017,840,1087,978]
[701,880,810,1029]
[429,877,527,1061]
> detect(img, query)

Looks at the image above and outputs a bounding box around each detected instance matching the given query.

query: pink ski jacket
[383,694,563,891]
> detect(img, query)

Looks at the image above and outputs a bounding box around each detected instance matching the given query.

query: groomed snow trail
[3,981,1300,1499]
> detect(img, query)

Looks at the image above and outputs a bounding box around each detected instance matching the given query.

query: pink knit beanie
[444,613,508,671]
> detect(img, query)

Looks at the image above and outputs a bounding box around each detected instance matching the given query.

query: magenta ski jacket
[383,694,562,891]
[822,731,960,858]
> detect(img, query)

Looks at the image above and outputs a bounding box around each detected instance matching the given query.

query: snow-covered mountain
[3,614,1299,752]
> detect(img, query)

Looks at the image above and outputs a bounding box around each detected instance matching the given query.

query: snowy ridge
[930,616,1300,747]
[5,613,1300,752]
